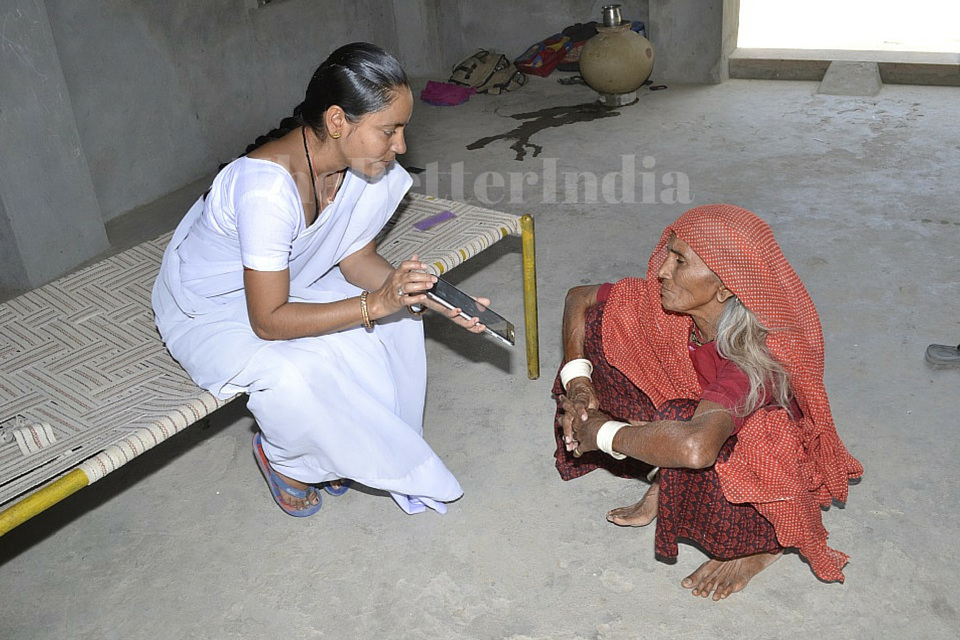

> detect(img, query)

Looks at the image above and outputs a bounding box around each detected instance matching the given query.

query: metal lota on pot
[579,4,655,106]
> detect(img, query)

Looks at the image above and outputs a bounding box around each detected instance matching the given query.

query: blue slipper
[252,433,322,517]
[322,479,352,497]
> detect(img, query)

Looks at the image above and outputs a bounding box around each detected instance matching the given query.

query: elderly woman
[556,205,863,600]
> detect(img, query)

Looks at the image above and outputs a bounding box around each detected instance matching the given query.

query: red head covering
[602,204,863,582]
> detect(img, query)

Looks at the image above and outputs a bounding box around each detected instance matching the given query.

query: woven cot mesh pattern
[0,193,521,508]
[376,194,521,275]
[0,235,232,507]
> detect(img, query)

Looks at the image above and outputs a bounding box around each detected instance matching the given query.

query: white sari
[152,158,462,514]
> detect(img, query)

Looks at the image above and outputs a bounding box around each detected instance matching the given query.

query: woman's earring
[330,131,341,139]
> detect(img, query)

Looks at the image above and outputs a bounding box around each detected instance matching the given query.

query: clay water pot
[579,24,655,100]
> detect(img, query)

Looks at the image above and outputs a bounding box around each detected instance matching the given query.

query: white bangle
[596,421,629,460]
[560,358,593,391]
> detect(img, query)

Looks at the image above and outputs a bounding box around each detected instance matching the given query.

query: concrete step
[729,48,960,86]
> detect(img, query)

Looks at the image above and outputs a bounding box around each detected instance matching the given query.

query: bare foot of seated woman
[606,478,659,527]
[681,551,782,601]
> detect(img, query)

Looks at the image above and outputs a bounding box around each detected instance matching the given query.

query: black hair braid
[218,42,407,172]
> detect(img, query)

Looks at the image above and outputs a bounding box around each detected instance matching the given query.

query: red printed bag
[514,34,573,77]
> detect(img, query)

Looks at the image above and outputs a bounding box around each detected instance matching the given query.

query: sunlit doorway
[738,0,960,53]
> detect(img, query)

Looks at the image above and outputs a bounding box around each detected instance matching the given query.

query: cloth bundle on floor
[420,81,476,106]
[449,50,526,95]
[515,34,572,77]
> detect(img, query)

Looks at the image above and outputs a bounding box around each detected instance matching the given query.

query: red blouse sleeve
[596,282,613,304]
[700,361,754,433]
[690,343,756,434]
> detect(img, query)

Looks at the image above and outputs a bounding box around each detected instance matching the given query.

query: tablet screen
[426,278,516,346]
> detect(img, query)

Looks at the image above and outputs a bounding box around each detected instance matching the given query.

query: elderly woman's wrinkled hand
[558,379,598,456]
[566,378,599,414]
[560,397,608,455]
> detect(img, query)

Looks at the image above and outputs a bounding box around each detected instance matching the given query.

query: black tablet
[426,278,516,346]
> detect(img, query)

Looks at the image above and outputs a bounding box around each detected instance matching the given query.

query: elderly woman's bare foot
[681,551,782,600]
[606,479,659,527]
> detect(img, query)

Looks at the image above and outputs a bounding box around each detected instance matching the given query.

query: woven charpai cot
[0,192,536,533]
[376,193,522,274]
[0,235,233,511]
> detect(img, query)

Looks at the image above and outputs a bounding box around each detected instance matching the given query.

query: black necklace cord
[301,126,320,221]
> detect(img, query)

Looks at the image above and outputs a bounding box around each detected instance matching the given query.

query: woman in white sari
[153,43,485,516]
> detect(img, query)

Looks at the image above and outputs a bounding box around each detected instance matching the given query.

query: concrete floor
[1,76,959,639]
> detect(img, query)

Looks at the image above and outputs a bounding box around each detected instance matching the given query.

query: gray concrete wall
[721,0,741,80]
[436,1,467,75]
[389,0,471,77]
[450,0,740,85]
[0,0,108,291]
[649,0,740,83]
[0,199,29,294]
[45,0,400,222]
[455,0,650,62]
[391,0,444,76]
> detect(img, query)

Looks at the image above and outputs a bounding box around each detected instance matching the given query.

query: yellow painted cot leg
[520,215,540,380]
[0,468,89,537]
